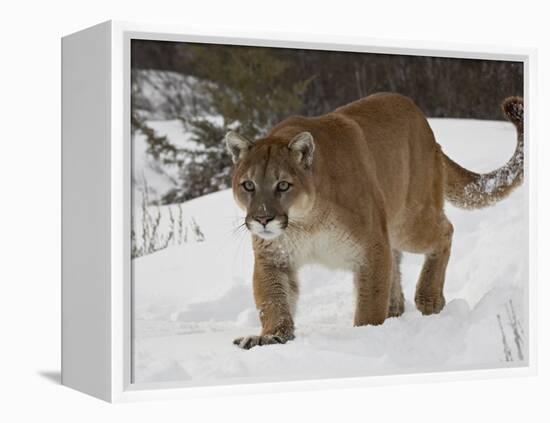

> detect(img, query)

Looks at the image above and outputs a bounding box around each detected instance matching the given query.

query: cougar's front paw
[415,293,446,315]
[233,334,294,350]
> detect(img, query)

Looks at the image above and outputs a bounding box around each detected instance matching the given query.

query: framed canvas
[61,20,537,402]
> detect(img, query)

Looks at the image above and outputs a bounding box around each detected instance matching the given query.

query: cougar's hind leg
[414,214,454,315]
[387,249,405,318]
[354,239,393,327]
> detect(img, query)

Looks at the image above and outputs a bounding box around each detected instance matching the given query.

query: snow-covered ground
[132,118,528,386]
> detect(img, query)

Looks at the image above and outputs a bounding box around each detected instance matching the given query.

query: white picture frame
[61,20,537,402]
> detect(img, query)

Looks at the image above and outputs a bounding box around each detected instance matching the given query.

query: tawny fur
[227,93,524,350]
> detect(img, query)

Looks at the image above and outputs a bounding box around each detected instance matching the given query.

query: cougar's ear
[288,131,315,168]
[225,131,253,163]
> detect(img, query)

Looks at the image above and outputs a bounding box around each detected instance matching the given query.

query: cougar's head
[225,131,316,240]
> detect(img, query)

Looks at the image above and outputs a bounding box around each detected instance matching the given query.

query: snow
[132,117,228,204]
[132,118,528,385]
[132,120,191,201]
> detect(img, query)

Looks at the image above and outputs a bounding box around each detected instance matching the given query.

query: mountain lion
[225,93,524,349]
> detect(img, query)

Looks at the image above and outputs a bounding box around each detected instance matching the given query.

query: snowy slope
[132,120,192,203]
[132,116,227,205]
[132,118,528,385]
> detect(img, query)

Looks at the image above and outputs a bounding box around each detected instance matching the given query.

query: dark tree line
[132,40,523,121]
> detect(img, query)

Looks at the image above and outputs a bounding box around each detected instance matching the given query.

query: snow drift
[132,118,528,385]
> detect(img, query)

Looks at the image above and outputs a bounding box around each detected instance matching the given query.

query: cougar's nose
[254,215,275,227]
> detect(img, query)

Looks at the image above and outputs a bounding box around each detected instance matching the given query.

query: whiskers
[232,221,248,236]
[217,214,247,237]
[207,214,252,273]
[280,218,309,252]
[287,218,308,233]
[228,218,252,272]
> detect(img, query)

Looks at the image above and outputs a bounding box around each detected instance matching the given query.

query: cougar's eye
[276,181,291,192]
[242,180,255,192]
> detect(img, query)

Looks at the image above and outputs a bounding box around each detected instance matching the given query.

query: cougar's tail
[443,97,524,209]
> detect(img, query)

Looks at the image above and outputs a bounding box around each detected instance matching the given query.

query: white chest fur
[280,224,363,271]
